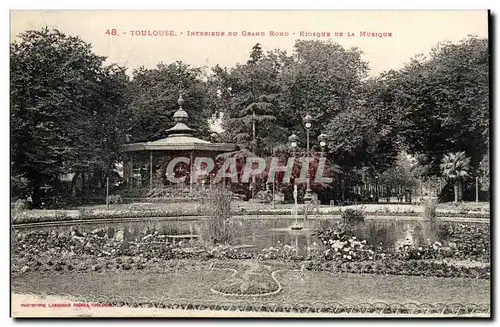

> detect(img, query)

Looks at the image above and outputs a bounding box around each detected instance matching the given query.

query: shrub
[313,222,374,262]
[208,245,253,259]
[323,236,374,262]
[206,186,233,244]
[108,195,122,204]
[258,242,302,261]
[437,223,490,261]
[423,199,438,235]
[12,199,27,213]
[305,242,324,260]
[341,209,365,226]
[314,222,346,244]
[11,174,30,201]
[397,240,444,260]
[423,199,438,220]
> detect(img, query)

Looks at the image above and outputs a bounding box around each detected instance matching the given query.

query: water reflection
[34,217,484,255]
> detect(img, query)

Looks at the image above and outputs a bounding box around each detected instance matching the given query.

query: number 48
[105,29,117,36]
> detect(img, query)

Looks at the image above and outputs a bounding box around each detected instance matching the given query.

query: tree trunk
[81,172,86,196]
[341,178,345,201]
[252,109,256,151]
[27,170,43,208]
[71,172,80,197]
[458,179,463,202]
[454,180,459,203]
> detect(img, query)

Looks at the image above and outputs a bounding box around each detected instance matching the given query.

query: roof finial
[167,92,194,135]
[178,92,185,108]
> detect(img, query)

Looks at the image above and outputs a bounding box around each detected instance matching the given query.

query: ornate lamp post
[318,133,328,155]
[288,113,328,204]
[288,133,299,151]
[302,113,313,202]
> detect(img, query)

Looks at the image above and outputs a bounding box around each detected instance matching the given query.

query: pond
[28,216,489,256]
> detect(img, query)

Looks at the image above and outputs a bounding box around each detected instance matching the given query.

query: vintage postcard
[10,10,490,318]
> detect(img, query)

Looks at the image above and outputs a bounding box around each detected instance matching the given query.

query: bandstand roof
[119,94,237,153]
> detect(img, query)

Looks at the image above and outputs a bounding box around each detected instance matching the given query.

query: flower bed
[257,243,304,261]
[313,221,490,263]
[211,263,280,296]
[436,223,490,260]
[305,259,490,279]
[11,228,255,275]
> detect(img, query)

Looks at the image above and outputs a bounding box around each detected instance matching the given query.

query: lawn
[12,270,233,302]
[275,271,489,304]
[12,267,490,305]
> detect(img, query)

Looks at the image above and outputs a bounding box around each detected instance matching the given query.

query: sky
[10,10,489,77]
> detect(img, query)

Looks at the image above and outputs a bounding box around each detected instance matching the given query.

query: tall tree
[220,45,291,155]
[383,36,489,175]
[126,62,214,143]
[324,103,399,172]
[440,151,471,203]
[10,27,129,205]
[279,40,369,136]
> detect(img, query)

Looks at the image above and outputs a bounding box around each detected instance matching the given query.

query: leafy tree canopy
[380,36,489,175]
[126,61,214,142]
[11,27,129,204]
